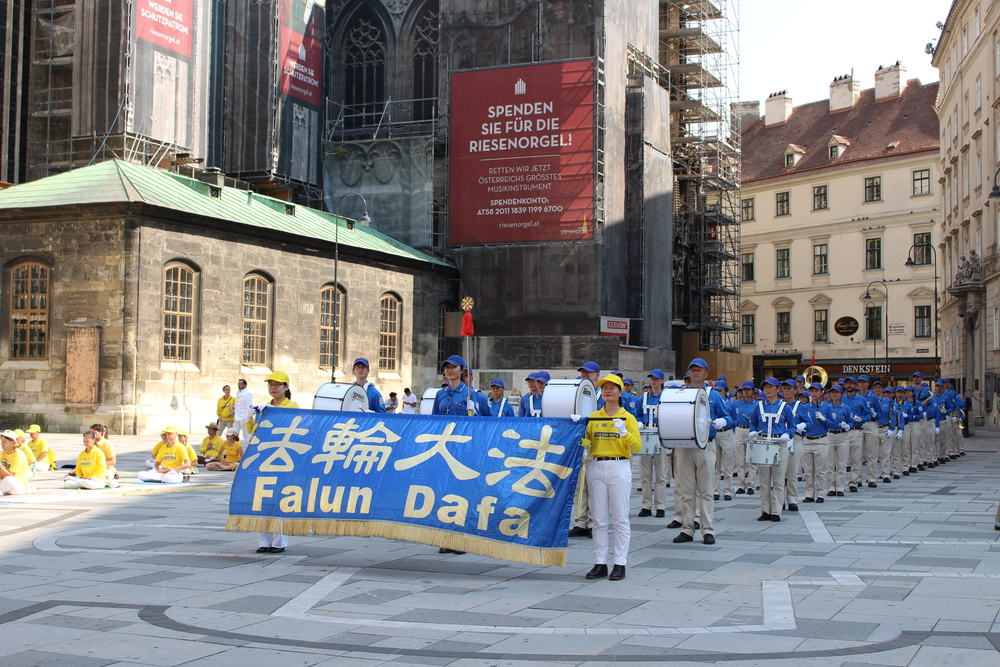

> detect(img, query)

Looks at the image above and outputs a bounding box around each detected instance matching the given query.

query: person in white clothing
[401,388,417,413]
[233,378,253,442]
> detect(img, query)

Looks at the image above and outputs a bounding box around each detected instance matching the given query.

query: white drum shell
[420,387,439,415]
[541,379,597,419]
[636,428,661,455]
[313,383,369,412]
[657,386,710,448]
[747,439,783,467]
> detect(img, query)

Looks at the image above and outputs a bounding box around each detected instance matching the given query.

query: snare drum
[420,387,440,415]
[636,427,661,455]
[657,386,710,448]
[747,438,783,467]
[541,379,598,418]
[312,383,369,412]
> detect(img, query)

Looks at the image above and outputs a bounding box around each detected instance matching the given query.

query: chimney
[764,91,792,126]
[732,101,761,132]
[829,74,860,112]
[874,61,908,100]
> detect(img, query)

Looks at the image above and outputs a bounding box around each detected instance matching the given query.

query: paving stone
[75,566,125,574]
[896,556,982,569]
[338,589,417,606]
[632,557,724,571]
[529,594,643,616]
[855,586,911,601]
[207,595,294,615]
[32,615,132,632]
[109,571,180,586]
[0,650,116,667]
[734,552,783,564]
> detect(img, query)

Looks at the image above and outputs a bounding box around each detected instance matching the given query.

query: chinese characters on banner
[449,60,596,245]
[228,407,587,566]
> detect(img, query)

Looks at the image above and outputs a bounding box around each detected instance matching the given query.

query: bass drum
[657,386,710,449]
[420,387,440,415]
[541,379,598,419]
[313,383,369,412]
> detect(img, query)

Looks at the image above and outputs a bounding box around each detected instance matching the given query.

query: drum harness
[757,399,788,439]
[641,392,658,427]
[528,394,541,418]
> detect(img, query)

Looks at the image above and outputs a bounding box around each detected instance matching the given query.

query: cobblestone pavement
[2,431,1000,666]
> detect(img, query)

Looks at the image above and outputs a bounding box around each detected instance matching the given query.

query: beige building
[739,68,941,384]
[932,0,1000,426]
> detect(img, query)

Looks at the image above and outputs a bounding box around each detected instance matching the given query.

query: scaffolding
[659,0,740,352]
[28,0,75,180]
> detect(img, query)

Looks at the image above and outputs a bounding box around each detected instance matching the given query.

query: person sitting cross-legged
[64,430,121,490]
[0,430,30,495]
[138,426,191,483]
[206,429,242,471]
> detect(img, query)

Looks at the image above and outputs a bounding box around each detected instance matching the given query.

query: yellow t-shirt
[155,443,189,470]
[221,442,242,463]
[583,407,642,458]
[218,395,236,421]
[151,440,166,457]
[1,447,30,484]
[95,437,116,466]
[17,442,37,465]
[28,437,50,465]
[184,443,198,466]
[200,435,225,458]
[75,447,107,480]
[247,398,299,434]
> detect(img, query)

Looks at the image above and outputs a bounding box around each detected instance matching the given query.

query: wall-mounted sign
[834,316,860,336]
[887,324,906,335]
[843,364,892,374]
[600,316,629,338]
[916,348,930,354]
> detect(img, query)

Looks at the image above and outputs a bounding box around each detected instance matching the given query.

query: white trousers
[757,445,788,516]
[800,438,828,499]
[259,532,288,548]
[734,427,757,490]
[64,476,119,490]
[715,429,735,496]
[675,444,715,536]
[826,431,849,493]
[639,452,667,510]
[848,427,864,486]
[0,476,27,495]
[138,469,184,483]
[588,458,632,566]
[783,438,799,505]
[876,426,891,477]
[235,419,251,444]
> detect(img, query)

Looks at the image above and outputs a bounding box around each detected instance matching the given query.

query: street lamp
[989,166,1000,199]
[905,241,939,378]
[332,192,372,381]
[863,280,888,372]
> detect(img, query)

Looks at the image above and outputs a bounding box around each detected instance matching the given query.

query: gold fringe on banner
[225,515,567,567]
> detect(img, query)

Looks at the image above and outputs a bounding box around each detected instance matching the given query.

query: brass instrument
[803,365,828,387]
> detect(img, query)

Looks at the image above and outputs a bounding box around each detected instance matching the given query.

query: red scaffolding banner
[449,60,596,245]
[136,0,193,57]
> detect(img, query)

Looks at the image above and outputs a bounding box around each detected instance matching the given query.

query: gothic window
[10,261,49,359]
[412,6,438,121]
[344,9,386,128]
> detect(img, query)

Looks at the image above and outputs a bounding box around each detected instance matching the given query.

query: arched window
[10,261,49,359]
[412,5,438,121]
[437,302,449,366]
[320,285,345,369]
[379,293,400,371]
[344,7,386,127]
[163,264,195,361]
[243,275,271,366]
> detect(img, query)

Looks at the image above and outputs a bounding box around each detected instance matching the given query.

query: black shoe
[439,547,454,554]
[771,515,781,522]
[667,520,683,529]
[268,547,285,553]
[849,486,858,493]
[960,452,966,456]
[909,467,917,473]
[786,503,798,512]
[256,547,271,553]
[883,477,891,483]
[903,471,910,476]
[636,487,642,492]
[893,474,900,479]
[724,495,732,501]
[837,491,844,496]
[585,564,609,579]
[735,488,746,494]
[803,497,815,503]
[758,513,772,521]
[747,488,755,496]
[846,465,852,472]
[609,565,626,581]
[655,509,665,518]
[816,497,824,503]
[703,534,716,545]
[798,475,803,481]
[638,508,652,517]
[714,494,720,500]
[673,532,694,543]
[694,521,701,530]
[827,491,836,497]
[917,465,926,471]
[568,526,592,538]
[868,482,877,488]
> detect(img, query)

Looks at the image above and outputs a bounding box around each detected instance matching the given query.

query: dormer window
[785,154,795,166]
[783,143,805,167]
[828,134,850,160]
[829,145,839,159]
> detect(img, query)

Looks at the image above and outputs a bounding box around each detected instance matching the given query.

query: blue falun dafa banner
[226,407,587,566]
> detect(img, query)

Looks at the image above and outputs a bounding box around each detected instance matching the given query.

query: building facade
[740,68,941,385]
[932,0,999,427]
[0,160,457,434]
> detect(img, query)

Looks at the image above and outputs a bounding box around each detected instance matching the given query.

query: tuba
[803,365,829,387]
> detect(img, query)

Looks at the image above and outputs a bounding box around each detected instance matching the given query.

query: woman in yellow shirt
[138,426,190,483]
[255,371,299,554]
[582,375,641,582]
[207,429,242,471]
[90,423,117,481]
[26,424,54,471]
[64,430,120,489]
[177,430,200,475]
[0,430,30,495]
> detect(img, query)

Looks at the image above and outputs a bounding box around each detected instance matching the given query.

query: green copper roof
[0,160,451,268]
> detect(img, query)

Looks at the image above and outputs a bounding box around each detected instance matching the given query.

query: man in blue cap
[712,379,736,502]
[927,380,951,464]
[840,377,867,492]
[637,369,668,517]
[672,358,732,544]
[488,380,515,417]
[519,373,540,417]
[732,380,758,495]
[855,375,881,488]
[433,355,473,416]
[824,384,853,496]
[352,358,387,413]
[911,372,932,466]
[800,382,832,503]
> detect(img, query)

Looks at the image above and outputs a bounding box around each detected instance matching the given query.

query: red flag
[461,310,475,336]
[810,354,816,366]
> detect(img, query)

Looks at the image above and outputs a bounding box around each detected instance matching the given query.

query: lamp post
[332,192,372,381]
[863,280,888,372]
[905,241,939,378]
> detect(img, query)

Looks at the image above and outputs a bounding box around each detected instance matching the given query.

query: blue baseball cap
[535,371,551,383]
[809,382,823,390]
[353,357,370,368]
[872,380,883,387]
[845,376,857,384]
[490,379,504,388]
[912,371,924,378]
[688,358,708,369]
[578,361,601,373]
[684,371,691,378]
[612,371,624,379]
[762,378,780,387]
[648,369,665,379]
[623,377,635,386]
[780,379,795,387]
[858,375,870,382]
[797,390,808,397]
[717,375,728,381]
[829,384,843,392]
[715,380,728,390]
[740,380,755,390]
[441,355,466,368]
[526,372,537,381]
[883,386,896,393]
[795,375,805,382]
[935,379,945,386]
[905,385,916,392]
